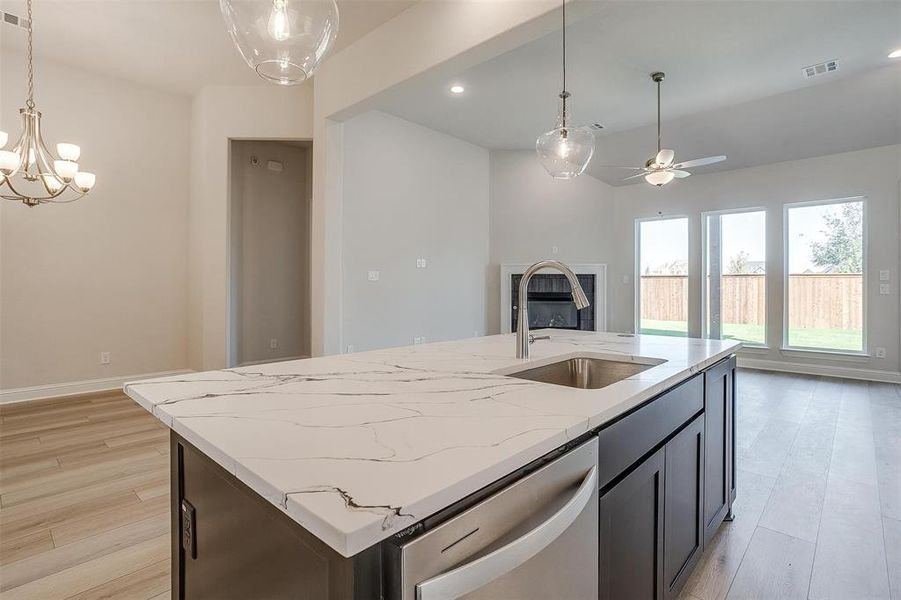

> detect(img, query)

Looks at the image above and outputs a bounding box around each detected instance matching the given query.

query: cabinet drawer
[597,374,703,489]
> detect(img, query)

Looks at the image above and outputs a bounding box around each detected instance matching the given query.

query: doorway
[227,140,312,367]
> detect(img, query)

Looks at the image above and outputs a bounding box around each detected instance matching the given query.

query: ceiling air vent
[2,11,30,30]
[802,59,839,79]
[588,123,605,132]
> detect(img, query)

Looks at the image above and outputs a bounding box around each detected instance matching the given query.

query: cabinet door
[599,447,665,600]
[664,415,705,600]
[703,356,736,545]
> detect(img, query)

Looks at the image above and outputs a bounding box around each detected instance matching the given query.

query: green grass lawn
[639,319,862,351]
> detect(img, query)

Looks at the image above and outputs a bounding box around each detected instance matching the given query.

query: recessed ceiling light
[449,85,465,94]
[889,49,901,59]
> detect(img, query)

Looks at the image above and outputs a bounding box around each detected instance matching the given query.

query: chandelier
[0,0,95,207]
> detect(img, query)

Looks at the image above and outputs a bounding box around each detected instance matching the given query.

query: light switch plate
[368,270,379,281]
[879,270,890,281]
[879,283,890,295]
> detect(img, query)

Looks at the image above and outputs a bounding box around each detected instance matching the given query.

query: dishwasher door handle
[415,465,598,600]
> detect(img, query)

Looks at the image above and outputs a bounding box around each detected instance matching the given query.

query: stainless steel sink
[506,357,657,390]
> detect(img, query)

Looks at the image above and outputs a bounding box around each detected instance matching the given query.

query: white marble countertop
[124,331,740,557]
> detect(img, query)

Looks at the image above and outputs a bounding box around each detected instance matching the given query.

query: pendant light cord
[560,0,567,126]
[26,0,35,110]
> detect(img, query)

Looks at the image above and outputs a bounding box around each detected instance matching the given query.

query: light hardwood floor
[0,391,170,599]
[0,371,898,599]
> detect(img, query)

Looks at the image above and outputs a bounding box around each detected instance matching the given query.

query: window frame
[634,214,691,336]
[700,206,769,348]
[782,196,868,355]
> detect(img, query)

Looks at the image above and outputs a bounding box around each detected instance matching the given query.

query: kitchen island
[125,330,740,599]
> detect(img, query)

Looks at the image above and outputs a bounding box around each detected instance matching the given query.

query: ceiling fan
[600,72,726,186]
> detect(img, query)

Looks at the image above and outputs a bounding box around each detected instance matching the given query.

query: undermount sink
[506,356,661,390]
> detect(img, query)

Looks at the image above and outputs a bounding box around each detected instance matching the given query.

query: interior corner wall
[610,144,901,376]
[487,150,617,334]
[0,52,191,391]
[341,111,489,352]
[189,84,314,371]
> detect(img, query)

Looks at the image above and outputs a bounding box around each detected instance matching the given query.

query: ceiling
[372,1,901,184]
[0,0,417,94]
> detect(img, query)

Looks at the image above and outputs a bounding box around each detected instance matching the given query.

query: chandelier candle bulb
[54,160,78,181]
[56,143,81,161]
[74,171,95,192]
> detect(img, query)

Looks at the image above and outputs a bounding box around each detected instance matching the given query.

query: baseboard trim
[737,357,901,384]
[237,355,309,367]
[0,369,193,405]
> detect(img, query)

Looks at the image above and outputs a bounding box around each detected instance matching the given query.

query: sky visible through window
[640,218,688,275]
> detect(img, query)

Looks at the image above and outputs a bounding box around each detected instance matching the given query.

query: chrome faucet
[516,260,590,359]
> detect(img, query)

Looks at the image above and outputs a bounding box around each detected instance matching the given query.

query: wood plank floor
[0,371,898,599]
[681,370,900,600]
[0,391,170,599]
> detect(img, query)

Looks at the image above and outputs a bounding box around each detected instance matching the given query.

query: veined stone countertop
[124,331,740,557]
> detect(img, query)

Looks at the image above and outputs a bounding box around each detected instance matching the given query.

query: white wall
[311,0,566,355]
[610,144,901,377]
[189,84,313,371]
[341,111,489,351]
[488,150,617,334]
[0,52,191,391]
[230,141,311,366]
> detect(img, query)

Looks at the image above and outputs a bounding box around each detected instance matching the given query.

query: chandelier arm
[0,168,77,203]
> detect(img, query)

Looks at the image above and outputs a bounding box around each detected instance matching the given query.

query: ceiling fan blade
[622,172,648,181]
[672,155,726,169]
[670,169,691,178]
[594,165,646,170]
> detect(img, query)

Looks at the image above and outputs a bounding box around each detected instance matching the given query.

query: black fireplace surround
[511,273,595,332]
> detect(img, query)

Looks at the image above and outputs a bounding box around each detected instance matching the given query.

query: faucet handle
[529,333,551,344]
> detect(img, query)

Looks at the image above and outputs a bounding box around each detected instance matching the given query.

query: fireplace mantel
[499,263,607,334]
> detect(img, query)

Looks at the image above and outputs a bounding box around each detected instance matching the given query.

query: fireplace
[511,273,596,332]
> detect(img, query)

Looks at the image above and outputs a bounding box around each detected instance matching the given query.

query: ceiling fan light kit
[220,0,339,86]
[536,0,595,179]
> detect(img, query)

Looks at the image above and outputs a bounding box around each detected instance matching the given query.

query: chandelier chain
[26,0,35,110]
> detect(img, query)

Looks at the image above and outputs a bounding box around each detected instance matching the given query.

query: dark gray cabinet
[599,447,665,600]
[703,356,736,545]
[664,415,705,600]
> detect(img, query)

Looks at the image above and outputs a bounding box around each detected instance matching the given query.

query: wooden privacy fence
[640,274,863,329]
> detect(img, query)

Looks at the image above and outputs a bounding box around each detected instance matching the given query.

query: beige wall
[230,141,311,365]
[611,144,901,376]
[341,111,489,351]
[488,150,617,334]
[0,52,191,390]
[189,84,314,371]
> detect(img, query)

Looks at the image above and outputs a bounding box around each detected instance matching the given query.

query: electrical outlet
[879,283,890,295]
[100,351,111,365]
[879,269,890,281]
[621,275,630,284]
[269,338,278,349]
[346,344,354,353]
[875,347,887,359]
[413,336,427,345]
[368,270,379,281]
[552,246,559,254]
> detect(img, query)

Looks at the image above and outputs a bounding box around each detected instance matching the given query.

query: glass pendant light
[536,0,594,179]
[220,0,339,86]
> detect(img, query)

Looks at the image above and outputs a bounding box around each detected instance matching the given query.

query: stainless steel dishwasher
[385,437,599,600]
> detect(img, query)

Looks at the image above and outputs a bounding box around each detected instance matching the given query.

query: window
[703,209,767,346]
[636,217,689,336]
[784,198,865,352]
